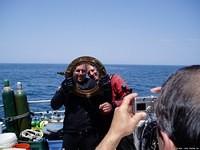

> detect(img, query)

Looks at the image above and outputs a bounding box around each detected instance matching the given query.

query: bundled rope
[20,129,43,141]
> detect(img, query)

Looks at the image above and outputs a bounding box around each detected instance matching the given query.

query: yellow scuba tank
[2,80,19,134]
[14,82,31,133]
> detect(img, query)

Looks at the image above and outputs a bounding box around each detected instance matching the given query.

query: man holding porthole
[51,56,114,150]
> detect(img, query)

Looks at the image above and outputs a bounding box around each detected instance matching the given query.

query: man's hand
[110,93,147,138]
[96,93,147,150]
[61,77,74,93]
[99,102,113,114]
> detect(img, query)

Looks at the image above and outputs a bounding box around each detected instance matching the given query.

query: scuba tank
[2,80,19,134]
[14,82,31,133]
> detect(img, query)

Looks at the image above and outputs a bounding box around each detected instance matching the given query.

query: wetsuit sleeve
[51,87,66,110]
[111,74,132,107]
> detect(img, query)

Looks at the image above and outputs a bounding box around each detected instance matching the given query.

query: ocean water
[0,64,182,117]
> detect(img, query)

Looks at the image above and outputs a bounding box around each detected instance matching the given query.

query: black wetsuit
[51,78,111,150]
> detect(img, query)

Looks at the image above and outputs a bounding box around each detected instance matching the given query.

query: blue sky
[0,0,199,65]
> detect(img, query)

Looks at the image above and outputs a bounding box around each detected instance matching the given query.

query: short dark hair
[156,65,200,148]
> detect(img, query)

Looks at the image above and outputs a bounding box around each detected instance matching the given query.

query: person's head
[87,64,99,81]
[73,64,87,83]
[156,65,200,149]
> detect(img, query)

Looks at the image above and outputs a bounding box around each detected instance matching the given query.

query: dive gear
[2,80,19,134]
[15,82,31,134]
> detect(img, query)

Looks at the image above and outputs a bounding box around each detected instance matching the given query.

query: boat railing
[0,96,157,110]
[0,99,65,123]
[0,99,52,108]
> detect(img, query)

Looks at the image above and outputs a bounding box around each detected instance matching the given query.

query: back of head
[156,65,200,148]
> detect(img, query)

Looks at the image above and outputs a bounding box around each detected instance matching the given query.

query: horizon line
[0,62,186,67]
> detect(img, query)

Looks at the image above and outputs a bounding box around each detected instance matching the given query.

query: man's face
[87,65,99,81]
[73,64,87,83]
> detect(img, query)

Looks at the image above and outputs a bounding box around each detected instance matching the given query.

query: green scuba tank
[2,80,19,134]
[14,82,31,133]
